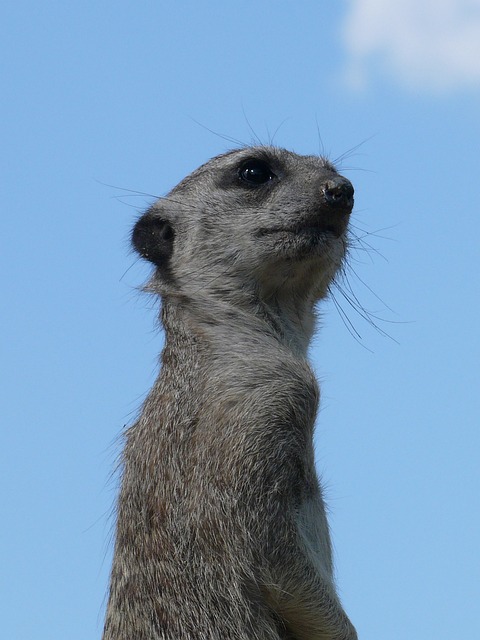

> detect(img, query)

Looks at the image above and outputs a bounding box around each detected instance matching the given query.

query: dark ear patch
[132,212,175,267]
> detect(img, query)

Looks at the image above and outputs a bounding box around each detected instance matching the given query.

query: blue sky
[2,2,479,638]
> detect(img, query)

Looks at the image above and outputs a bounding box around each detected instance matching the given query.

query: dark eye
[239,160,275,185]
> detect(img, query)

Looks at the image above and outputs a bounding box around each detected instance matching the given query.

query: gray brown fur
[103,146,358,640]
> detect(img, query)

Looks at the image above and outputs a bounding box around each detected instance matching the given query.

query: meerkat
[102,146,358,640]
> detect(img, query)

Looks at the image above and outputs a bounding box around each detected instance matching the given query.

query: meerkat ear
[132,211,175,268]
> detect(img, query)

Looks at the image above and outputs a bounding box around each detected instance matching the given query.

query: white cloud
[342,0,480,92]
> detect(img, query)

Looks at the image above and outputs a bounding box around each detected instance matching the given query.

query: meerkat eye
[239,160,275,185]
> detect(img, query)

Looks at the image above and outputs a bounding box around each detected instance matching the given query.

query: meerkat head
[132,146,353,306]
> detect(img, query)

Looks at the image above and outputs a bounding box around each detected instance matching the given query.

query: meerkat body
[103,147,357,640]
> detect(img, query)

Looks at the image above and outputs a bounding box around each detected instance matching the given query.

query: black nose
[322,177,354,210]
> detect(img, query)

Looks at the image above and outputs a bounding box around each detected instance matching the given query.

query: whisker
[241,105,264,146]
[189,117,248,148]
[333,134,377,166]
[269,118,291,146]
[95,179,160,200]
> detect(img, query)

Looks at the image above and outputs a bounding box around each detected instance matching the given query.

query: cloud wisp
[342,0,480,92]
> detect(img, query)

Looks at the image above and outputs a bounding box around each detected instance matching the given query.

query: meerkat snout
[322,176,354,210]
[311,176,354,238]
[132,213,174,268]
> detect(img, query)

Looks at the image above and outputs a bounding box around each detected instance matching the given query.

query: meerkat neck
[162,292,316,360]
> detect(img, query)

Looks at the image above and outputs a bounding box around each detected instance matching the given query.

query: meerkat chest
[213,340,317,407]
[295,493,334,578]
[198,343,320,460]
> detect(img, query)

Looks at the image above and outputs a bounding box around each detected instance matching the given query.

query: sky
[2,1,479,638]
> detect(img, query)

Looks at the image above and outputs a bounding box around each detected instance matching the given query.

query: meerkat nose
[322,177,354,211]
